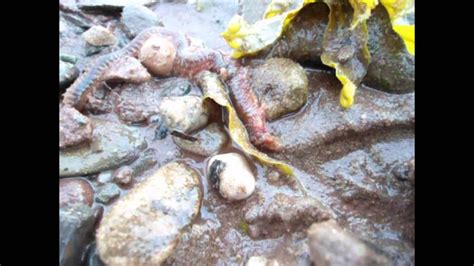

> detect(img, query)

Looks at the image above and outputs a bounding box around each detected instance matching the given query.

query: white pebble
[207,153,256,201]
[158,96,209,133]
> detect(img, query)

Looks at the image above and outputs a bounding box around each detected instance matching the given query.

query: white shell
[207,153,256,201]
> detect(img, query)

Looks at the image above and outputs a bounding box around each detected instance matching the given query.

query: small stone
[102,56,151,83]
[307,220,391,266]
[267,169,281,182]
[60,178,94,208]
[251,58,308,121]
[121,5,164,38]
[82,25,116,46]
[158,77,193,97]
[207,153,256,201]
[60,54,79,64]
[60,204,97,266]
[173,123,229,157]
[158,95,210,133]
[113,165,133,184]
[95,183,121,204]
[60,105,93,149]
[139,36,176,76]
[60,119,147,177]
[60,60,79,89]
[85,45,107,56]
[96,170,113,184]
[96,162,202,265]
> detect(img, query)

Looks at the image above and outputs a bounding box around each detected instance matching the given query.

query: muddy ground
[59,0,414,265]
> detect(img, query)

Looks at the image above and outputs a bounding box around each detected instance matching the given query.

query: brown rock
[60,105,93,149]
[60,178,94,208]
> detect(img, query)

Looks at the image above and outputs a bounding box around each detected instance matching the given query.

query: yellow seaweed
[380,0,414,55]
[220,0,414,107]
[198,71,294,176]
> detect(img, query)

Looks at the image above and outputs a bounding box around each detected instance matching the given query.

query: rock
[251,58,308,121]
[60,60,79,89]
[121,5,164,38]
[85,45,107,56]
[115,99,149,124]
[60,53,79,64]
[96,170,113,184]
[113,165,133,184]
[392,158,415,185]
[158,77,193,97]
[139,36,176,76]
[84,87,116,115]
[60,105,93,149]
[114,78,197,124]
[61,12,94,30]
[84,242,106,266]
[244,194,332,239]
[207,153,256,201]
[112,148,158,184]
[82,26,116,46]
[95,183,121,204]
[102,56,151,83]
[158,95,210,133]
[60,118,147,177]
[173,122,228,156]
[246,256,279,266]
[96,162,202,265]
[363,5,414,93]
[130,148,158,175]
[307,220,391,266]
[78,0,159,13]
[60,204,97,266]
[60,178,94,208]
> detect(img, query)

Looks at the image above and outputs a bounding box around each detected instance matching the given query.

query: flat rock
[121,5,164,38]
[60,204,97,266]
[96,162,202,265]
[78,0,159,13]
[60,119,147,177]
[173,122,228,156]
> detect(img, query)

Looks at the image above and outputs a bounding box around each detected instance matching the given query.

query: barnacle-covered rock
[251,58,308,120]
[96,162,202,265]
